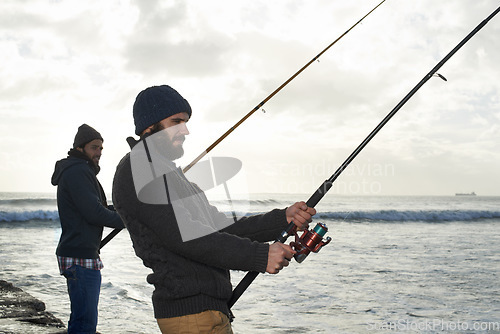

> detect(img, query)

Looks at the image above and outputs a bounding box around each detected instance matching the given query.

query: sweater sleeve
[113,157,278,273]
[143,195,271,273]
[63,163,124,229]
[220,208,288,242]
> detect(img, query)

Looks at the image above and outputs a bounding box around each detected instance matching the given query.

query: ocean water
[1,192,499,333]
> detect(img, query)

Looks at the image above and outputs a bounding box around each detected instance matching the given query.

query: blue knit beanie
[133,85,192,135]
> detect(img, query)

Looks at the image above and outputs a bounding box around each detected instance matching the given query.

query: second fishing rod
[228,4,500,309]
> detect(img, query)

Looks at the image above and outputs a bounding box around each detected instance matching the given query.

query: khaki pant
[157,310,233,334]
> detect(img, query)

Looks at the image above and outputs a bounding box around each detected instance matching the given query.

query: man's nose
[179,123,189,135]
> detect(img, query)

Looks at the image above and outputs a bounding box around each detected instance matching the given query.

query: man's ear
[76,147,84,153]
[141,125,154,137]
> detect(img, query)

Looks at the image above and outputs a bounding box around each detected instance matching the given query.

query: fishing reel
[289,222,331,263]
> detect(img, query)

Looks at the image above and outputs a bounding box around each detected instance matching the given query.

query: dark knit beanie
[73,124,103,148]
[133,85,192,135]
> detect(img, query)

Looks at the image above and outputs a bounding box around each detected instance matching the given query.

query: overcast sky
[1,0,499,197]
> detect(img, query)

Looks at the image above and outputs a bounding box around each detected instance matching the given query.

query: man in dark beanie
[52,124,124,333]
[112,85,316,333]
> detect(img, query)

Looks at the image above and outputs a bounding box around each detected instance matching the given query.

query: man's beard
[164,139,184,160]
[82,148,100,167]
[149,124,185,161]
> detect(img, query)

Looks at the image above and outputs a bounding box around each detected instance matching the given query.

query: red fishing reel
[289,222,331,263]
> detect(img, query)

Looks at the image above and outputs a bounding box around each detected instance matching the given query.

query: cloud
[0,0,498,195]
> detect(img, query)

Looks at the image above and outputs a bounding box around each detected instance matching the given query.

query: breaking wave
[0,210,60,222]
[316,209,500,222]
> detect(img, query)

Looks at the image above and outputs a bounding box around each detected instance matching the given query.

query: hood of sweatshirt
[51,156,89,186]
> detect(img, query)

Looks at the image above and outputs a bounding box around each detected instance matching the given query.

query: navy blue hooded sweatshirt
[52,150,124,259]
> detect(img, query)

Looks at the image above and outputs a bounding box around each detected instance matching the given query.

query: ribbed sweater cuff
[254,243,269,273]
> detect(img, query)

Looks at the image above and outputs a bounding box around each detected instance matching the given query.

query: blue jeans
[62,265,101,334]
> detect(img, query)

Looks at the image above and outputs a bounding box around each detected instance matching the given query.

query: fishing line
[342,211,354,222]
[228,4,500,309]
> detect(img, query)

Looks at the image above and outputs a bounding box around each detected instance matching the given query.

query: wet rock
[0,279,66,333]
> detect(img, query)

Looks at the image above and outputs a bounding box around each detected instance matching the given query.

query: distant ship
[455,192,477,196]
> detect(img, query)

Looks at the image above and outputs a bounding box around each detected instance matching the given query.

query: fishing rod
[182,0,386,174]
[228,5,500,309]
[99,0,387,250]
[100,228,120,248]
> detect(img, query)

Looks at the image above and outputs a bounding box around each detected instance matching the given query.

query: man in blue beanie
[112,85,316,333]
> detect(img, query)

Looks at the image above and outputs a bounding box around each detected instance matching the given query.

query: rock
[0,279,66,333]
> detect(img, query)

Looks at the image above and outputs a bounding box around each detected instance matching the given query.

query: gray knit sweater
[112,150,288,319]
